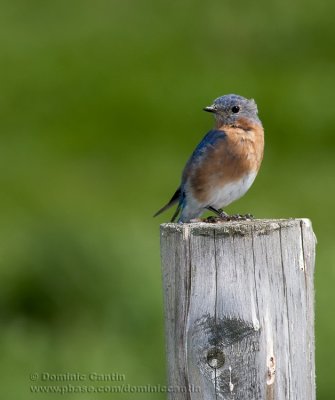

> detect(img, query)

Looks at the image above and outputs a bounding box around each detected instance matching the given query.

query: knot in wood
[206,347,225,369]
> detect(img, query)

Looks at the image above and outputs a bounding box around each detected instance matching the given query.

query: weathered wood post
[160,219,316,400]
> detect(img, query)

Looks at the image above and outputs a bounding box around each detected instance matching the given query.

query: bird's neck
[216,116,261,131]
[217,119,264,170]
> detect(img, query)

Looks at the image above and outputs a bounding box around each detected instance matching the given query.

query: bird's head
[204,94,261,128]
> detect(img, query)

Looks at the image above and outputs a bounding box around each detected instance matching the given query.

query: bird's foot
[229,213,254,221]
[218,208,229,219]
[202,213,254,223]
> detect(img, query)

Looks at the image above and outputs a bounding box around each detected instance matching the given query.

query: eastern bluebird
[154,94,264,223]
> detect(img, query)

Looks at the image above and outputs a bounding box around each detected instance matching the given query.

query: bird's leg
[217,208,229,217]
[206,206,229,219]
[206,206,221,216]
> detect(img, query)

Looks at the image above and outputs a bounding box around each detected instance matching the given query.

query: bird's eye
[231,105,240,113]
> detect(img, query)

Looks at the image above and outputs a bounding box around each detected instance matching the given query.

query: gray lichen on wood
[160,219,316,400]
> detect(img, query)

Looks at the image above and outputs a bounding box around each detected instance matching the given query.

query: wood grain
[160,219,316,400]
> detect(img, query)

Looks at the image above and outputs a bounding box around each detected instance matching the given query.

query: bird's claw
[218,208,229,219]
[202,213,254,223]
[230,213,254,221]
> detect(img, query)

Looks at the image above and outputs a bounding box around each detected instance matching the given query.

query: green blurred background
[0,0,333,398]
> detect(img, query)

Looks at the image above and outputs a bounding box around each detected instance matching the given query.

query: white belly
[179,171,258,222]
[209,172,257,208]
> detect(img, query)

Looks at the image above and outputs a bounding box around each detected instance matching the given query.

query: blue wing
[154,130,226,223]
[182,129,227,181]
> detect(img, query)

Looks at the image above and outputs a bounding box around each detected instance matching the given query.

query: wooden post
[160,219,316,400]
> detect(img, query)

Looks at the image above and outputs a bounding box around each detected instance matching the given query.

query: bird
[154,94,264,223]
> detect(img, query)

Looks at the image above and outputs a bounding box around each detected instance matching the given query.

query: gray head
[204,94,261,126]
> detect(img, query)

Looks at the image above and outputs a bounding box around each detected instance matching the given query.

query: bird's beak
[203,105,216,113]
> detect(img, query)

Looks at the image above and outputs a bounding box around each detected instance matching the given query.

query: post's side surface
[160,219,316,400]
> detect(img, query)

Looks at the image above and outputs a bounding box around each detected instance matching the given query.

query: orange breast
[189,122,264,203]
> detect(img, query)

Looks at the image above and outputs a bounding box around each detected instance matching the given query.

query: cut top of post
[161,218,315,239]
